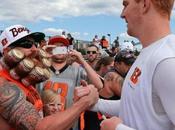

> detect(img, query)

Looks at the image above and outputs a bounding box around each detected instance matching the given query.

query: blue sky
[0,0,174,44]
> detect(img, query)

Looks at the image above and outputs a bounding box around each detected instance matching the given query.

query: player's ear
[141,0,151,14]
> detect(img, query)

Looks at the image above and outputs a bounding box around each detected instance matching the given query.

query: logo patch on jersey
[130,67,141,85]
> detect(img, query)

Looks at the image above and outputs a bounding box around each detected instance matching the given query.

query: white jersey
[120,34,175,130]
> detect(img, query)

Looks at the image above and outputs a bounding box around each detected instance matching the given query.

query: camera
[52,46,69,55]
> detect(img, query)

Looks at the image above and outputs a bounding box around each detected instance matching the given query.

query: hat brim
[48,36,69,46]
[30,32,45,43]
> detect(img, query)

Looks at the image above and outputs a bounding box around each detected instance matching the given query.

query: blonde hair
[41,89,60,104]
[136,0,175,19]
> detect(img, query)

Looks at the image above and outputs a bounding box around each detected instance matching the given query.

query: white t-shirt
[92,34,175,130]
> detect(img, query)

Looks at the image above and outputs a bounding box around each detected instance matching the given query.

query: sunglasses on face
[10,39,38,49]
[87,51,97,54]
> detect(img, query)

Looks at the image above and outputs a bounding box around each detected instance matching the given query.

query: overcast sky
[0,0,174,43]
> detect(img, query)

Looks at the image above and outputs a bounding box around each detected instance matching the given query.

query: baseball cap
[32,32,45,43]
[114,50,136,65]
[48,36,69,47]
[0,24,45,53]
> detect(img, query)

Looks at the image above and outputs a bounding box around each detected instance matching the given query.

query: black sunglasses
[10,39,38,49]
[87,51,97,54]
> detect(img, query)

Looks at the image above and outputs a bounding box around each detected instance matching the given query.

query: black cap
[31,32,45,43]
[115,50,136,65]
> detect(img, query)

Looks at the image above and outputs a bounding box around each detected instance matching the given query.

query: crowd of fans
[0,0,175,129]
[0,24,137,130]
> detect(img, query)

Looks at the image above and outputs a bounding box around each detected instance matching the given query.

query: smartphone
[52,46,69,55]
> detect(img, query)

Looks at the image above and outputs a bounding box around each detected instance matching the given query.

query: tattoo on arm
[0,83,41,130]
[0,83,20,113]
[117,77,124,88]
[104,72,114,81]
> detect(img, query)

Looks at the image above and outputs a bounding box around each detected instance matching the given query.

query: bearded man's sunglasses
[9,39,38,49]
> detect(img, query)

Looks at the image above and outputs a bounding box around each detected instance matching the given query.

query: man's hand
[74,84,99,108]
[73,86,90,102]
[80,80,88,86]
[84,85,99,108]
[100,117,122,130]
[68,50,84,64]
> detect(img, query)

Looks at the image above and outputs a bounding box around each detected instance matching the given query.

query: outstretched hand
[73,84,99,108]
[100,117,122,130]
[73,86,90,102]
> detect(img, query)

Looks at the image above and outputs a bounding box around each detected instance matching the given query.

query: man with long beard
[0,24,99,130]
